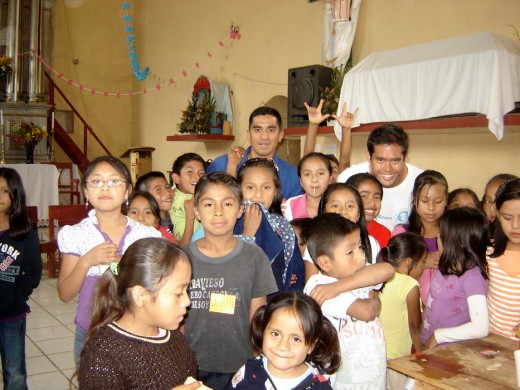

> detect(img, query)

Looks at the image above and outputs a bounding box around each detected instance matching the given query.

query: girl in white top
[57,156,161,367]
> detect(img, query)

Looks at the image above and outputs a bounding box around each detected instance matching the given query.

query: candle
[51,111,54,130]
[1,110,3,124]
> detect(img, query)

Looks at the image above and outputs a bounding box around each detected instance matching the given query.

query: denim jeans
[0,318,28,390]
[74,326,87,369]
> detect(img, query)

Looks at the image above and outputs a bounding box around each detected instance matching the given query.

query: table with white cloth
[335,32,520,141]
[3,163,60,226]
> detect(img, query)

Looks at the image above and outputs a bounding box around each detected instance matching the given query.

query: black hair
[408,170,448,235]
[88,238,191,339]
[492,178,520,258]
[171,153,206,176]
[126,191,161,223]
[377,232,427,272]
[346,173,384,200]
[482,173,519,203]
[135,171,168,192]
[325,154,339,167]
[318,183,372,263]
[297,152,332,177]
[194,171,243,206]
[306,213,360,267]
[82,156,133,191]
[290,217,313,246]
[447,188,481,210]
[248,106,282,130]
[0,168,32,238]
[367,123,409,158]
[237,158,283,215]
[439,207,489,279]
[250,291,340,375]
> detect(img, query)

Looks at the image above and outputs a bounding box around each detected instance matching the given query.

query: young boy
[182,172,278,390]
[135,171,174,227]
[304,213,390,390]
[170,153,206,243]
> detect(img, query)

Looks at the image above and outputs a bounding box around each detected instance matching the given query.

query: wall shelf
[166,134,235,142]
[284,113,520,139]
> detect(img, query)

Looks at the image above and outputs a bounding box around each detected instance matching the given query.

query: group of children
[1,108,519,389]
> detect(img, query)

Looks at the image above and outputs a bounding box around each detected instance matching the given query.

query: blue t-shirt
[206,146,303,199]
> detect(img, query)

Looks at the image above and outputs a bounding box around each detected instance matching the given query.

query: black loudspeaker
[287,65,333,128]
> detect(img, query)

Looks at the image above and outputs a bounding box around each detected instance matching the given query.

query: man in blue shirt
[206,107,303,199]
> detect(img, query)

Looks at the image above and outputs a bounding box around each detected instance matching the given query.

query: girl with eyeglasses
[56,156,161,368]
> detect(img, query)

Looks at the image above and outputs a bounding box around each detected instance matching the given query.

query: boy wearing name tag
[182,172,278,390]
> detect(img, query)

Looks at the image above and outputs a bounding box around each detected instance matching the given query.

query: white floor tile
[44,302,78,316]
[47,352,76,370]
[26,341,44,358]
[27,371,71,390]
[34,337,74,355]
[28,306,51,318]
[53,312,76,326]
[27,325,74,342]
[62,368,79,388]
[31,295,67,307]
[27,315,62,329]
[26,355,57,375]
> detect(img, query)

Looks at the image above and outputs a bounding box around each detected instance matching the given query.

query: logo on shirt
[396,209,409,224]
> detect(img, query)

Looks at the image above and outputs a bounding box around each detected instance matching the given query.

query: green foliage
[320,60,352,115]
[178,92,216,134]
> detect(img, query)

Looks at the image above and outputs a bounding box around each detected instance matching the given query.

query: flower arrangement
[178,90,216,134]
[320,62,352,115]
[8,121,47,146]
[0,56,13,79]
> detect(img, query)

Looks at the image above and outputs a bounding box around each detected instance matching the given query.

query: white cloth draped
[334,32,520,141]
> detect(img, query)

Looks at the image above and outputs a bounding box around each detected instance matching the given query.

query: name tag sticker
[209,293,236,314]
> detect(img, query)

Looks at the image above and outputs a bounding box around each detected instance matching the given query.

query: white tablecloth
[335,32,520,141]
[4,163,60,224]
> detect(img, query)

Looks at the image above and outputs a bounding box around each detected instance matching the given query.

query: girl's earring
[85,198,89,210]
[125,198,129,207]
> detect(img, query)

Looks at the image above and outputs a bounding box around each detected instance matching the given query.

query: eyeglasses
[86,179,126,188]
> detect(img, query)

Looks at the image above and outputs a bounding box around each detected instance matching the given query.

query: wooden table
[388,334,519,389]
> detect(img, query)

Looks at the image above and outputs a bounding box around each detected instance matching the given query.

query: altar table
[388,333,519,389]
[4,163,60,225]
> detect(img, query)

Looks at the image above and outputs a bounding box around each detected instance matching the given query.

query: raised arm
[303,100,330,155]
[347,296,381,322]
[332,102,359,172]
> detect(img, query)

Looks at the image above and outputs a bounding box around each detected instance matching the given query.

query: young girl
[0,168,42,389]
[447,188,481,210]
[283,153,332,220]
[488,178,520,339]
[393,170,448,305]
[79,237,204,389]
[57,156,161,367]
[421,207,490,349]
[346,173,391,248]
[229,291,340,390]
[482,173,518,225]
[379,233,427,357]
[236,158,305,292]
[127,191,177,243]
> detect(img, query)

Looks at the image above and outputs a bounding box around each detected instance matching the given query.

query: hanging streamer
[122,1,149,81]
[25,24,240,98]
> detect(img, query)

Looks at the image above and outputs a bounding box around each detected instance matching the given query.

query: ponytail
[309,316,341,374]
[87,270,125,341]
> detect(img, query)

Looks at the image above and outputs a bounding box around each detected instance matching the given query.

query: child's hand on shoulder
[82,242,119,267]
[425,251,440,269]
[309,282,342,306]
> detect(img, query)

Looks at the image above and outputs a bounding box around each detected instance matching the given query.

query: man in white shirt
[338,124,423,231]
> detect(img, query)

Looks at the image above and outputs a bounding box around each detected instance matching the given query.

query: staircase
[45,72,112,171]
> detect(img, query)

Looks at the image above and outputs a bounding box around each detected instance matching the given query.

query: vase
[25,142,36,164]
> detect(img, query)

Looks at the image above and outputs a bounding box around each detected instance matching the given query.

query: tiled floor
[1,276,79,390]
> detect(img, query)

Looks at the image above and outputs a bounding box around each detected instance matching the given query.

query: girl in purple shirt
[421,207,490,349]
